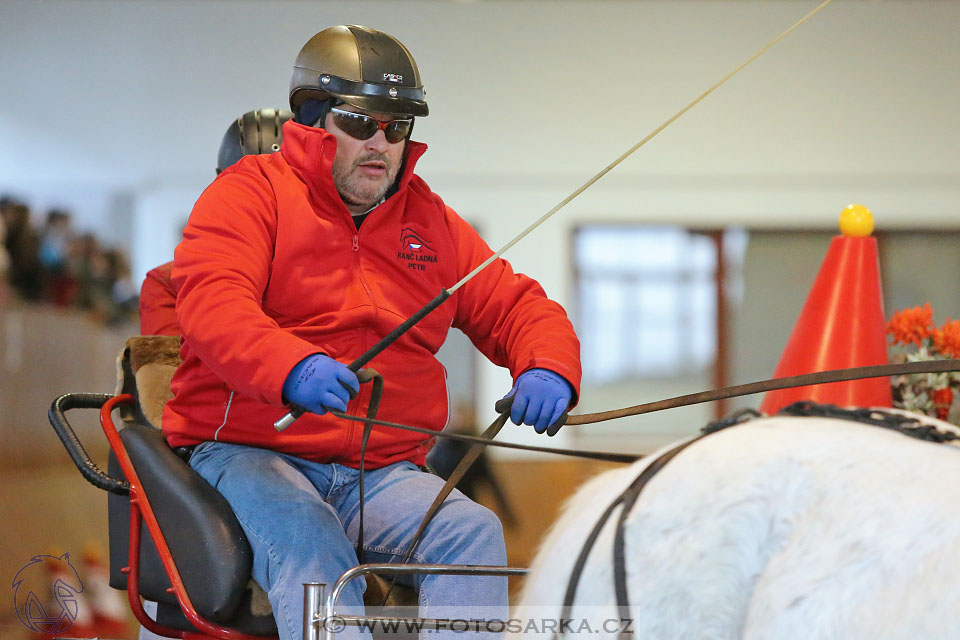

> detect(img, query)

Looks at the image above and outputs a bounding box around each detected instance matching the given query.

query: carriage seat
[107,335,277,635]
[106,336,414,637]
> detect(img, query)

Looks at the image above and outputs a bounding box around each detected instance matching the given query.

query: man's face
[323,104,407,214]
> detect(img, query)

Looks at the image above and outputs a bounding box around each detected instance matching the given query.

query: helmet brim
[338,94,428,118]
[291,72,428,117]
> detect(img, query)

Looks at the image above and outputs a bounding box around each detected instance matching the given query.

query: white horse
[511,410,960,640]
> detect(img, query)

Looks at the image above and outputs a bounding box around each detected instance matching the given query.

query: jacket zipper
[351,231,377,311]
[346,228,379,454]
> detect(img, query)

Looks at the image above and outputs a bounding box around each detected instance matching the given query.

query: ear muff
[295,98,338,127]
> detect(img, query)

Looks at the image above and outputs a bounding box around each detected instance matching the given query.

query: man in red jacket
[164,25,581,639]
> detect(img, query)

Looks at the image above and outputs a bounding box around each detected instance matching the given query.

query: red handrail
[101,394,276,640]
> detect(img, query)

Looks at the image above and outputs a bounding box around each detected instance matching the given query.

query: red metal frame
[100,394,277,640]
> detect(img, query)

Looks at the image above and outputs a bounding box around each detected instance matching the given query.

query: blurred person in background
[105,248,137,325]
[2,198,44,301]
[71,232,113,319]
[39,208,77,306]
[0,198,10,303]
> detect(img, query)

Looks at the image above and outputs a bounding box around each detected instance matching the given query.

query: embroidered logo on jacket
[398,228,438,271]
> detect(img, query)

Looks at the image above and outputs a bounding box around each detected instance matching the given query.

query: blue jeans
[189,441,508,639]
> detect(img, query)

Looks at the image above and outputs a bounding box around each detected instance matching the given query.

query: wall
[1,1,958,451]
[0,304,136,468]
[1,5,958,632]
[0,304,137,640]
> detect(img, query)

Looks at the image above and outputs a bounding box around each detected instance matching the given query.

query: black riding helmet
[289,25,428,123]
[216,108,294,174]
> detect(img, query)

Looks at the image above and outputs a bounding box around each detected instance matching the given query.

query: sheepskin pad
[123,335,181,430]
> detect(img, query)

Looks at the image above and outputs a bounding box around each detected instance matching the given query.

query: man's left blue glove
[497,368,573,436]
[282,353,359,415]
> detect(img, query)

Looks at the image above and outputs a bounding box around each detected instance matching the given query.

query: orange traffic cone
[35,551,98,640]
[760,204,893,414]
[81,542,132,639]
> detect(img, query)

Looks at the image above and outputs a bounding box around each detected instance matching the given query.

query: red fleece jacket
[139,262,178,336]
[162,120,581,468]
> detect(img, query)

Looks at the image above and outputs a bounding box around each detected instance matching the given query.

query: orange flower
[887,303,934,347]
[932,318,960,358]
[933,387,954,421]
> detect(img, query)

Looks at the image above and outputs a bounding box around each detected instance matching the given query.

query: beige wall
[1,3,958,630]
[0,304,135,467]
[0,304,137,639]
[2,0,958,457]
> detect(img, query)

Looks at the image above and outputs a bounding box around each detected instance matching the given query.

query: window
[573,225,745,384]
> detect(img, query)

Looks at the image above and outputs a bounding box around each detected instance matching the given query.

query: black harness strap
[778,401,960,443]
[354,369,385,565]
[610,438,706,637]
[559,401,960,638]
[556,428,726,640]
[374,410,512,609]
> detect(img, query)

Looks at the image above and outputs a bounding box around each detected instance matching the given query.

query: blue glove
[282,354,359,415]
[499,368,573,435]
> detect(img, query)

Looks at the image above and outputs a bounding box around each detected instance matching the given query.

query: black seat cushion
[154,586,278,636]
[107,422,261,628]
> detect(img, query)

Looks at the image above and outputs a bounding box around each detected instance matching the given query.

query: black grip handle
[48,393,130,495]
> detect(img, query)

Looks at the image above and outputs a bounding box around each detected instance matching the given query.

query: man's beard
[332,152,399,210]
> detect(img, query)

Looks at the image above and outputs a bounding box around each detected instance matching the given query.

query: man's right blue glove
[496,368,573,436]
[282,354,360,415]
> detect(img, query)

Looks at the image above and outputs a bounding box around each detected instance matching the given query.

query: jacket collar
[279,119,427,212]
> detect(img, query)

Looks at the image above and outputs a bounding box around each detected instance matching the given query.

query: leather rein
[345,357,960,609]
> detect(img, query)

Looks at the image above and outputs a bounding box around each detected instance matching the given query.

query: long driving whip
[275,0,836,430]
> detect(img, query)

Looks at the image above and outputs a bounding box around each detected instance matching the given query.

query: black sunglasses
[329,107,413,144]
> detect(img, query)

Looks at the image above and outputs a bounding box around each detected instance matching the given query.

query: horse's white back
[512,415,960,639]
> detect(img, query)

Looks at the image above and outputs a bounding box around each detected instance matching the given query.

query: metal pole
[303,582,324,640]
[273,0,835,432]
[323,564,528,635]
